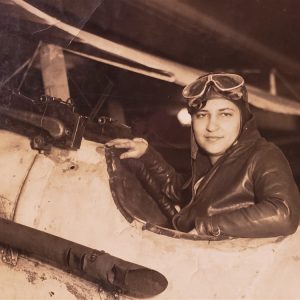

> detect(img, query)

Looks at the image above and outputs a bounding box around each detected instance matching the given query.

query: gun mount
[0,90,132,152]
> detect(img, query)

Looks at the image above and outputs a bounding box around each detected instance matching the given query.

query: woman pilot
[106,73,300,239]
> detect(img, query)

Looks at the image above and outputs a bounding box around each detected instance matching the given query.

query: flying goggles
[182,73,246,111]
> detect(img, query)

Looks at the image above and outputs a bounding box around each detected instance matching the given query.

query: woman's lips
[204,136,223,141]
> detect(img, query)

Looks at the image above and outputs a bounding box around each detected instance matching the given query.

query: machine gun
[0,90,132,152]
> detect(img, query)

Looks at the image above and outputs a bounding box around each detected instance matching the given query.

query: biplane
[0,1,300,299]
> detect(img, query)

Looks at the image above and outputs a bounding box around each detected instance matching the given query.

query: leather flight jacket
[139,117,300,239]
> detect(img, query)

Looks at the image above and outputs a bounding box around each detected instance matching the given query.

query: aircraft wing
[2,0,300,115]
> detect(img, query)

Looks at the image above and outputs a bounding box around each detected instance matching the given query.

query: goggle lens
[212,74,244,91]
[183,73,244,99]
[182,78,207,98]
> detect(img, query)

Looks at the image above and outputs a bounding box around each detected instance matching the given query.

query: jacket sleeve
[139,146,188,204]
[195,146,300,238]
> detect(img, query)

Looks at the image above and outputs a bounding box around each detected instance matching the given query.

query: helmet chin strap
[190,125,198,160]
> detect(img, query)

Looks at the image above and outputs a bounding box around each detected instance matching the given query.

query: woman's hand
[106,138,149,159]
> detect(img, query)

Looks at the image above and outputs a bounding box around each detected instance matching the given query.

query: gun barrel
[0,106,65,138]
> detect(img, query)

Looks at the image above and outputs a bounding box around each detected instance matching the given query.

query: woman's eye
[220,112,232,117]
[195,113,207,118]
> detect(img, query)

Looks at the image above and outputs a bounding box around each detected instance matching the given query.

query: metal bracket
[1,247,18,266]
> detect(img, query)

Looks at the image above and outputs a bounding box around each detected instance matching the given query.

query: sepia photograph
[0,1,300,299]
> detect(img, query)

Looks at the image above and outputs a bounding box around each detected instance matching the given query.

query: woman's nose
[206,116,219,132]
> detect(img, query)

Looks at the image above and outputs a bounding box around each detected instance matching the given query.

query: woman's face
[192,98,241,164]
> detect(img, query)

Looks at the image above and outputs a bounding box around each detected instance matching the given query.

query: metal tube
[0,217,168,298]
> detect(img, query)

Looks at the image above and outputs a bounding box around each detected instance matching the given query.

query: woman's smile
[204,135,223,141]
[192,98,241,164]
